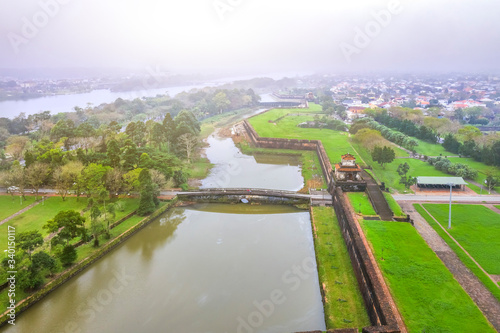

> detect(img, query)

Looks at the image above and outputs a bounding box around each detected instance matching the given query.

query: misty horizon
[1,0,499,78]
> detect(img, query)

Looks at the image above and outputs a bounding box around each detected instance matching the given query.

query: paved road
[393,194,500,203]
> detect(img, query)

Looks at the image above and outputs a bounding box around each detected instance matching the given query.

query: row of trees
[443,132,500,167]
[428,157,478,180]
[371,109,438,144]
[350,118,419,152]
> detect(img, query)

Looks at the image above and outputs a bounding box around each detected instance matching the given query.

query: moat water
[3,131,326,333]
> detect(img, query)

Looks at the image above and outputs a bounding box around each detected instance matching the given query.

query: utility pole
[448,183,453,229]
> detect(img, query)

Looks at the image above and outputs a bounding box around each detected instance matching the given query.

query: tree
[139,153,153,169]
[485,174,498,194]
[5,135,30,160]
[162,113,176,150]
[18,231,44,260]
[25,161,49,200]
[58,244,77,266]
[31,251,57,276]
[90,217,105,247]
[397,162,416,190]
[44,210,86,246]
[177,133,197,163]
[80,163,111,198]
[105,168,123,198]
[106,139,121,168]
[213,91,231,114]
[137,169,156,216]
[123,168,143,193]
[371,146,395,169]
[121,139,138,171]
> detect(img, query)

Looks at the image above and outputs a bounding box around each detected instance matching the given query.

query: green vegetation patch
[351,142,450,192]
[412,138,449,156]
[383,193,404,217]
[0,197,89,251]
[421,204,500,275]
[414,204,500,302]
[361,220,495,333]
[0,195,38,221]
[346,192,376,215]
[448,157,500,192]
[310,207,370,329]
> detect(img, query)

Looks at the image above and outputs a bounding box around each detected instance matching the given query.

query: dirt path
[485,204,500,214]
[399,201,500,332]
[0,200,41,226]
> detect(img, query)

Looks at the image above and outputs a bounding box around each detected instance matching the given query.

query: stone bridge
[176,188,332,206]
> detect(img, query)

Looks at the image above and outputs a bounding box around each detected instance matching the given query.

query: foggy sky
[1,0,500,76]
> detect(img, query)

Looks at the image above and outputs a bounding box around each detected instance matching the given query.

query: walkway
[0,200,41,226]
[393,194,500,203]
[361,170,393,221]
[398,201,500,331]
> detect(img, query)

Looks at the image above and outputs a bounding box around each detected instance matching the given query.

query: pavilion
[416,176,467,191]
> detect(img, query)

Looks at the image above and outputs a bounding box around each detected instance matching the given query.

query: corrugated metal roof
[416,176,467,185]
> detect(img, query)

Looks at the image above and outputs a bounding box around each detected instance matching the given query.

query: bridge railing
[189,188,300,195]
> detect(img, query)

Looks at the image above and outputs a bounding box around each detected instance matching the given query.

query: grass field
[361,220,496,333]
[0,197,140,252]
[383,193,404,217]
[310,207,370,329]
[420,204,500,275]
[346,192,376,215]
[189,157,214,181]
[412,138,450,156]
[0,195,38,221]
[414,204,500,302]
[249,108,406,164]
[351,141,450,192]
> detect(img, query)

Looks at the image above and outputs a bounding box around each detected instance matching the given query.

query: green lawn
[249,108,407,177]
[346,192,376,215]
[0,197,89,251]
[189,157,214,180]
[495,205,500,210]
[311,207,370,329]
[412,138,450,156]
[361,220,496,333]
[383,193,404,217]
[0,197,140,252]
[414,204,500,302]
[352,142,450,192]
[421,204,500,275]
[0,195,38,221]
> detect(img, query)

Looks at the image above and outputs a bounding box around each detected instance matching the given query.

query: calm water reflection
[4,205,325,333]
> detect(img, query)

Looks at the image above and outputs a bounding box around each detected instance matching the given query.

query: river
[0,84,220,119]
[2,128,326,333]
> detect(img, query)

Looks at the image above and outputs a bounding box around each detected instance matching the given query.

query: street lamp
[447,182,453,229]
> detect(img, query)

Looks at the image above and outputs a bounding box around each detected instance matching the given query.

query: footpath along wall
[242,119,403,333]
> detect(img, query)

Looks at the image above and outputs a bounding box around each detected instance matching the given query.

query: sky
[1,0,500,76]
